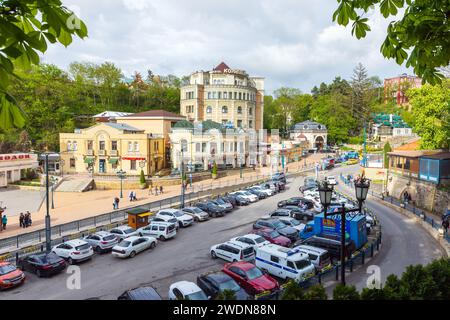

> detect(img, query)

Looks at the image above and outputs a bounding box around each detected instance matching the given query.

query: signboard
[319,217,351,238]
[0,154,32,161]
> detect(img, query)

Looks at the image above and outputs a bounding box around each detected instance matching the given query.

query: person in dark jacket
[19,213,24,228]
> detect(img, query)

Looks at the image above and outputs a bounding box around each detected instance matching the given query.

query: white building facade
[290,121,328,150]
[0,153,39,187]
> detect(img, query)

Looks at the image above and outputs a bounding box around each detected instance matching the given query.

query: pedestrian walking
[114,197,120,209]
[160,186,163,194]
[19,213,24,228]
[128,191,133,202]
[442,219,449,234]
[133,191,137,201]
[2,214,7,230]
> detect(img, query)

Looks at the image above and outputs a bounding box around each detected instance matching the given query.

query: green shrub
[139,170,146,184]
[216,289,236,300]
[332,284,360,300]
[304,284,328,300]
[281,280,304,300]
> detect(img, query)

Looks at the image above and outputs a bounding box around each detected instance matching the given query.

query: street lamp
[318,175,370,286]
[44,153,51,252]
[60,159,65,177]
[116,169,126,199]
[50,176,58,209]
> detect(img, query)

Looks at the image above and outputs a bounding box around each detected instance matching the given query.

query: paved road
[1,166,445,299]
[324,165,445,293]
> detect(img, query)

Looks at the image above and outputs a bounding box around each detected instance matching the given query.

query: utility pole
[180,149,185,208]
[363,121,367,167]
[45,153,51,252]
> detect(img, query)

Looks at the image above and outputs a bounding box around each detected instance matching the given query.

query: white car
[249,185,273,196]
[231,191,258,203]
[51,239,94,265]
[210,240,255,262]
[182,207,209,222]
[137,221,177,241]
[157,209,193,228]
[83,231,118,253]
[325,176,337,186]
[111,236,157,258]
[230,234,270,250]
[109,226,139,241]
[168,281,208,300]
[277,217,306,233]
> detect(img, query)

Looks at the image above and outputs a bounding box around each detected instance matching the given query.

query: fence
[339,175,450,244]
[0,164,317,261]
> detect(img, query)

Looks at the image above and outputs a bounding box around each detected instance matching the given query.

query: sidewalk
[0,154,326,239]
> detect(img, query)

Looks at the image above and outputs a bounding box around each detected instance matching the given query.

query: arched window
[67,141,72,151]
[222,106,228,114]
[248,107,253,115]
[72,141,78,151]
[134,142,139,151]
[206,106,212,114]
[237,106,242,114]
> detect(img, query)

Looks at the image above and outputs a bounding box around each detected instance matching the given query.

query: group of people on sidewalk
[148,185,164,196]
[19,211,32,228]
[0,212,7,231]
[111,186,166,210]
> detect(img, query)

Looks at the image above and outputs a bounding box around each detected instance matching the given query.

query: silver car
[109,226,139,242]
[84,231,118,253]
[182,207,209,222]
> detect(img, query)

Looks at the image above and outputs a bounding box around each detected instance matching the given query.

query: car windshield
[290,219,301,226]
[186,290,208,300]
[269,230,280,238]
[246,267,263,280]
[192,208,203,213]
[294,259,312,270]
[118,241,131,248]
[219,279,240,292]
[0,264,16,275]
[254,237,266,244]
[216,199,225,204]
[124,228,136,234]
[272,221,285,228]
[40,253,61,264]
[103,235,116,241]
[173,211,184,217]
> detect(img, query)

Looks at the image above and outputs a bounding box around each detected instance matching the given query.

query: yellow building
[59,122,166,176]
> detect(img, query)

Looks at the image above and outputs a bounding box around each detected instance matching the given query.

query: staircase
[56,177,94,193]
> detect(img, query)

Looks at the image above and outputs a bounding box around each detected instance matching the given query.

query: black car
[274,181,286,191]
[197,272,249,300]
[277,197,304,208]
[272,172,287,184]
[17,252,66,277]
[195,201,225,217]
[299,184,317,193]
[222,195,237,208]
[297,235,356,261]
[246,188,267,199]
[226,194,250,206]
[283,206,315,222]
[118,286,162,300]
[253,219,299,242]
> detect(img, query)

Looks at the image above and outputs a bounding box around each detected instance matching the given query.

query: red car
[0,262,26,290]
[222,261,279,297]
[252,227,291,247]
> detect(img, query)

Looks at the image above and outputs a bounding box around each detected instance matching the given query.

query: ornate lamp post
[116,169,126,199]
[318,175,370,285]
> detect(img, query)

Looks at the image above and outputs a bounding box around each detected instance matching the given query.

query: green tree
[139,169,146,184]
[383,141,392,168]
[424,258,450,300]
[400,264,440,299]
[280,280,304,300]
[351,63,371,133]
[332,0,450,84]
[332,284,360,300]
[382,274,403,300]
[360,287,386,300]
[303,284,328,300]
[0,0,87,129]
[407,80,450,149]
[216,289,237,300]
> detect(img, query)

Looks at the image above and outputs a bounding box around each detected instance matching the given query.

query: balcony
[98,150,106,156]
[110,150,118,156]
[86,149,94,156]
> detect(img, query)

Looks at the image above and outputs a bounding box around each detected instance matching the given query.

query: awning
[122,157,146,161]
[84,157,94,164]
[108,158,119,164]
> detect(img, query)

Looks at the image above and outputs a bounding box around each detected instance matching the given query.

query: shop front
[0,153,39,187]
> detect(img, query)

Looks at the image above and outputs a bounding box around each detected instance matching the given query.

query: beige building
[180,62,265,130]
[59,122,166,177]
[290,121,328,150]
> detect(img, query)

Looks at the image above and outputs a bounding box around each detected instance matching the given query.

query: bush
[383,142,392,168]
[216,289,236,300]
[360,288,386,300]
[281,280,304,300]
[211,161,218,175]
[332,284,360,300]
[304,284,328,300]
[139,170,146,184]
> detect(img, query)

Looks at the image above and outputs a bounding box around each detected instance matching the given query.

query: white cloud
[42,0,411,93]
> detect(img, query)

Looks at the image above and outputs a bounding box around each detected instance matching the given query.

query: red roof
[124,110,185,119]
[213,62,230,72]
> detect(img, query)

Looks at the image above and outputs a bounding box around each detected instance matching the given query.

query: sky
[42,0,411,94]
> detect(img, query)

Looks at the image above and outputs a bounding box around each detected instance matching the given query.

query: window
[134,142,139,152]
[196,143,201,152]
[249,120,253,128]
[206,106,212,114]
[228,91,232,99]
[270,255,279,263]
[238,92,242,100]
[207,92,211,99]
[218,92,222,99]
[72,141,77,151]
[234,92,237,99]
[87,140,93,150]
[224,92,228,99]
[130,160,137,171]
[237,120,243,128]
[67,141,72,151]
[237,106,242,114]
[70,158,76,168]
[222,106,228,113]
[287,261,295,269]
[128,142,133,152]
[111,141,118,151]
[249,107,253,115]
[99,141,105,150]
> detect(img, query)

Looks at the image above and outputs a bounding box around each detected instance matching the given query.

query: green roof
[173,120,194,129]
[126,208,149,215]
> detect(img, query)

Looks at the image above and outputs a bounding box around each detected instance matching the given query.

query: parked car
[222,262,280,298]
[226,194,250,206]
[277,197,304,208]
[249,185,273,196]
[83,231,118,253]
[298,235,356,260]
[260,182,279,194]
[231,191,258,203]
[211,198,233,212]
[325,176,337,186]
[273,181,286,191]
[222,195,238,208]
[109,226,140,242]
[245,187,267,199]
[197,272,249,300]
[253,218,299,242]
[195,201,225,218]
[210,240,255,262]
[0,262,26,289]
[51,239,94,265]
[137,221,177,241]
[182,206,209,222]
[264,208,292,220]
[17,252,66,278]
[276,217,305,233]
[272,172,287,183]
[111,236,157,258]
[168,281,208,300]
[299,183,317,193]
[157,209,193,228]
[282,206,315,222]
[230,234,270,251]
[294,245,332,273]
[252,228,291,247]
[118,286,162,300]
[150,215,179,230]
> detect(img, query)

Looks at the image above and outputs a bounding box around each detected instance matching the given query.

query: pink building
[384,74,422,105]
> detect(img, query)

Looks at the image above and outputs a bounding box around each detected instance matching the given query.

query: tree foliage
[332,284,360,300]
[332,0,450,85]
[280,280,304,300]
[0,0,88,130]
[216,289,237,300]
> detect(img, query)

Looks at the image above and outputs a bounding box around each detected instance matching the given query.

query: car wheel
[159,235,166,241]
[139,233,143,237]
[150,242,156,249]
[179,221,183,228]
[95,246,101,253]
[233,259,238,262]
[129,251,136,258]
[67,258,74,265]
[194,217,199,222]
[211,251,217,259]
[36,269,42,278]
